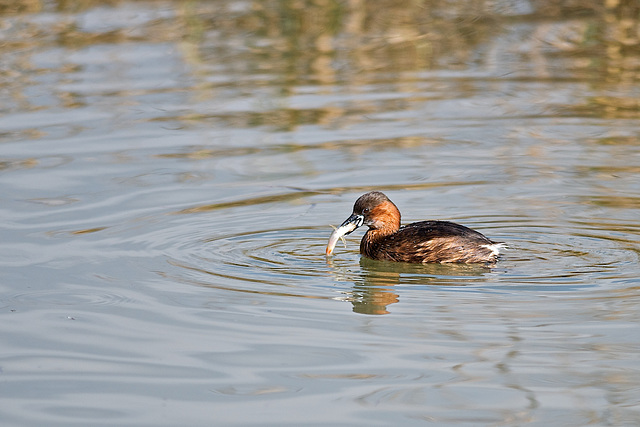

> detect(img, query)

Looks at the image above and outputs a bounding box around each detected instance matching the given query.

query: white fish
[326,214,364,255]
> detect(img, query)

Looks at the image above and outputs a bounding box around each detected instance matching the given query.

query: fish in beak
[326,214,364,256]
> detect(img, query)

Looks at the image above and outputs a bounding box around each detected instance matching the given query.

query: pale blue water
[1,1,639,426]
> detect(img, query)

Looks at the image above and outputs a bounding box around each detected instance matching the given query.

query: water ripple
[166,225,343,298]
[162,204,638,303]
[4,288,135,308]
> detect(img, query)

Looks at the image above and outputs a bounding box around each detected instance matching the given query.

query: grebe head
[352,191,401,230]
[326,191,401,255]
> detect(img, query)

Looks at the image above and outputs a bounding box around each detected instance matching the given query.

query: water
[1,1,640,425]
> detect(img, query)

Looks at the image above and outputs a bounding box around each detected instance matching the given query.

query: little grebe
[326,191,504,263]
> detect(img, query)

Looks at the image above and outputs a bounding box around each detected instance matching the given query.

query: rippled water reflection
[1,0,640,425]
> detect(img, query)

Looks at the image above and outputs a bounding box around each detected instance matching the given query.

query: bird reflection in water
[329,257,494,315]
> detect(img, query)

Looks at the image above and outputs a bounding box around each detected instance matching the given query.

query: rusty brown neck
[368,201,400,233]
[361,200,401,252]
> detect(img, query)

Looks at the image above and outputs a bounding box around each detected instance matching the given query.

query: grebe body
[326,191,504,264]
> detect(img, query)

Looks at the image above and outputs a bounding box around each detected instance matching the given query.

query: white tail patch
[481,243,507,257]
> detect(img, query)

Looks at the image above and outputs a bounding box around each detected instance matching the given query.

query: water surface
[1,1,639,425]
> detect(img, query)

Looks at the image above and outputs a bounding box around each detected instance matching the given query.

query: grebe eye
[362,208,370,214]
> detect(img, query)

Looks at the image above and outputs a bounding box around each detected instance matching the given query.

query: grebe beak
[326,214,364,256]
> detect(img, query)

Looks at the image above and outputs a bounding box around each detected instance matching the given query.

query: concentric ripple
[163,211,639,302]
[482,216,639,290]
[165,225,358,299]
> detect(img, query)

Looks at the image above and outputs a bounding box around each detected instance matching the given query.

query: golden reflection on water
[585,195,640,209]
[173,180,490,214]
[2,0,639,131]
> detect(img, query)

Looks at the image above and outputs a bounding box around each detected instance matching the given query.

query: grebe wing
[399,220,495,243]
